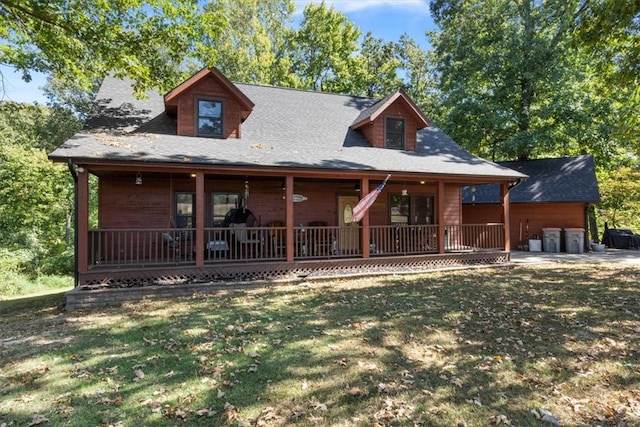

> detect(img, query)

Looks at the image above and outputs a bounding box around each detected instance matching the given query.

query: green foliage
[42,76,100,119]
[428,0,633,165]
[0,0,225,96]
[573,0,640,157]
[397,34,438,118]
[289,2,364,93]
[203,0,296,87]
[0,144,72,249]
[0,101,81,150]
[0,102,79,276]
[597,166,640,231]
[359,32,403,98]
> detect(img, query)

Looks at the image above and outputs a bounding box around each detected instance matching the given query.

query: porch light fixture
[281,180,286,190]
[354,182,361,192]
[471,185,476,203]
[135,172,142,185]
[244,179,250,201]
[401,181,408,196]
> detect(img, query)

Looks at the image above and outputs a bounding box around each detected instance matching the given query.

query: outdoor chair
[230,219,262,258]
[162,232,180,260]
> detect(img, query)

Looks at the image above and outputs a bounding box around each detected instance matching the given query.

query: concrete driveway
[510,248,640,265]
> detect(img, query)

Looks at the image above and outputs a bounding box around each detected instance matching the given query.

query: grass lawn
[1,264,639,426]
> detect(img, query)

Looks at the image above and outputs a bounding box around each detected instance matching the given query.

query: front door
[338,196,360,255]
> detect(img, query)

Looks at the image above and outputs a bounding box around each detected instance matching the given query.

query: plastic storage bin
[528,239,542,252]
[565,228,585,253]
[542,227,561,253]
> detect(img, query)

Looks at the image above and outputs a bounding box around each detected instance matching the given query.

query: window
[211,192,240,226]
[390,194,410,224]
[175,192,195,228]
[389,194,434,224]
[197,99,223,137]
[385,117,404,149]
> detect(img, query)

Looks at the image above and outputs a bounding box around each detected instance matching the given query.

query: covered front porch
[73,166,514,287]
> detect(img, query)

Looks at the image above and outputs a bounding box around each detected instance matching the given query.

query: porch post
[361,178,370,258]
[501,182,511,252]
[195,172,205,266]
[437,180,446,253]
[77,168,89,274]
[285,175,294,262]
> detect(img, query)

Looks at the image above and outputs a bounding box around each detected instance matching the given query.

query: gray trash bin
[565,228,585,253]
[542,227,561,253]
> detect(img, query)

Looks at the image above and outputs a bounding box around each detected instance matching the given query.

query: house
[461,155,600,250]
[49,67,527,295]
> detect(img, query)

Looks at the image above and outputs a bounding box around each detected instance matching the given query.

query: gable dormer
[164,67,254,138]
[350,90,429,151]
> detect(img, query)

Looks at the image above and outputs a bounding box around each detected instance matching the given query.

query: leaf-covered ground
[1,264,639,426]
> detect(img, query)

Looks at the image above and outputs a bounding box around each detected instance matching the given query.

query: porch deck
[80,223,505,288]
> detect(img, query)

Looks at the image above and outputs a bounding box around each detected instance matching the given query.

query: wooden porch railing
[87,223,505,268]
[89,228,196,266]
[444,223,505,251]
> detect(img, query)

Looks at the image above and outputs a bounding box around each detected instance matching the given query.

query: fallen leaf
[27,414,48,426]
[133,369,145,381]
[291,411,305,420]
[493,414,511,425]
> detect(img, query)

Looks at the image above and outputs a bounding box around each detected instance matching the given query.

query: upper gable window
[197,99,223,137]
[385,117,405,149]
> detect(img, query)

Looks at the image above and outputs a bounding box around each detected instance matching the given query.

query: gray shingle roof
[462,155,600,204]
[50,75,526,181]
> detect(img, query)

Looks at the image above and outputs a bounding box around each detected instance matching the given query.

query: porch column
[437,180,446,254]
[285,175,294,262]
[501,182,511,252]
[195,172,205,266]
[360,178,370,258]
[77,168,89,274]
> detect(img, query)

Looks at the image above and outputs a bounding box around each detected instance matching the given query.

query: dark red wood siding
[175,74,243,138]
[98,177,463,228]
[463,202,586,249]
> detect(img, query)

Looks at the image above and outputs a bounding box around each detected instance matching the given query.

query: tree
[359,32,403,98]
[202,0,296,87]
[397,34,437,118]
[572,0,640,154]
[0,102,81,273]
[428,0,615,161]
[0,0,225,96]
[597,166,640,230]
[289,2,364,94]
[42,76,99,120]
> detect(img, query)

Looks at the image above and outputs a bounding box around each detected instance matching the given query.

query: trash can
[542,227,561,253]
[565,228,585,253]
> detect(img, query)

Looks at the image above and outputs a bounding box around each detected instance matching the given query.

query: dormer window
[385,117,405,149]
[197,99,223,137]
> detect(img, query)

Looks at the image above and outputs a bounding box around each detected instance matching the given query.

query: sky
[0,0,435,105]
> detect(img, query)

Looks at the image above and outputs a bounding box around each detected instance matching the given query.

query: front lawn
[1,264,638,426]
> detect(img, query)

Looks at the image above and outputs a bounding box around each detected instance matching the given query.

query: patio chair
[162,232,180,259]
[230,220,262,258]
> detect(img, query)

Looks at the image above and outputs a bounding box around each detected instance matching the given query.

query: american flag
[352,175,391,222]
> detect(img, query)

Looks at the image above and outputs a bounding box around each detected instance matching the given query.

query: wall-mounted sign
[292,194,308,203]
